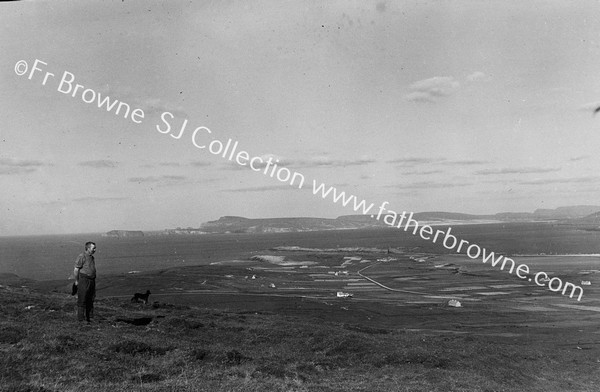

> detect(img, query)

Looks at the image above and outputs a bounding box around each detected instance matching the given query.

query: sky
[2,0,600,236]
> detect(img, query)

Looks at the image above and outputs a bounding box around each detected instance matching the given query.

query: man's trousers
[77,274,95,322]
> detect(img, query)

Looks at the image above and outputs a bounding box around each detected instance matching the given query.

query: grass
[0,284,599,392]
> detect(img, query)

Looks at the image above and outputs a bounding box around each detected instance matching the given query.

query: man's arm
[73,267,80,285]
[73,254,83,285]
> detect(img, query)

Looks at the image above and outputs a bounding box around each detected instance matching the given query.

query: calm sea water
[2,223,600,281]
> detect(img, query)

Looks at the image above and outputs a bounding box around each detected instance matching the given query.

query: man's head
[85,241,96,255]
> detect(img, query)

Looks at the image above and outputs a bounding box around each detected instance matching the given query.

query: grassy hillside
[0,284,598,392]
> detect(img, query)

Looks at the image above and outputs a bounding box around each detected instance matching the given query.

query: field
[2,224,600,391]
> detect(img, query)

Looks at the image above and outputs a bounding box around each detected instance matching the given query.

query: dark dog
[131,290,151,304]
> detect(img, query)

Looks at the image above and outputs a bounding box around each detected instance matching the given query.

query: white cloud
[466,71,488,82]
[97,85,187,117]
[138,97,187,117]
[404,76,460,103]
[404,91,436,103]
[475,167,561,175]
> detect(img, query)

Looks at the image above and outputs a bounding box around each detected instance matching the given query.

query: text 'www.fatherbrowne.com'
[16,58,584,301]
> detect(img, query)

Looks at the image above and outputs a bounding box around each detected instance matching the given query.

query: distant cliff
[198,215,384,234]
[102,230,144,238]
[160,205,600,235]
[533,205,600,219]
[197,211,502,234]
[564,210,600,231]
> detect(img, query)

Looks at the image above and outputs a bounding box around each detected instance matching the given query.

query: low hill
[533,205,600,219]
[575,211,600,224]
[564,211,600,230]
[413,211,493,221]
[102,230,145,238]
[199,215,387,233]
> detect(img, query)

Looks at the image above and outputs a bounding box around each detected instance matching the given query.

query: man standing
[73,241,97,323]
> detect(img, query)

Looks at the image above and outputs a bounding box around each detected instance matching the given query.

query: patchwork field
[5,232,600,391]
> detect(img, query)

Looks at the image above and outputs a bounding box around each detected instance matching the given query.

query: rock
[447,299,462,308]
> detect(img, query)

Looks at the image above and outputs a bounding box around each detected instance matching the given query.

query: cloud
[72,196,128,203]
[0,158,42,167]
[0,167,37,175]
[223,185,300,193]
[79,160,119,168]
[404,91,436,103]
[0,158,44,175]
[140,162,180,168]
[387,181,472,190]
[292,156,375,169]
[404,76,460,103]
[387,157,444,166]
[389,157,487,166]
[221,153,289,171]
[98,84,188,117]
[137,97,187,117]
[466,71,489,82]
[475,167,560,175]
[222,154,374,171]
[162,175,187,181]
[401,169,443,175]
[445,159,489,166]
[570,155,589,162]
[409,77,460,95]
[145,161,211,168]
[129,175,187,184]
[519,176,600,185]
[190,161,212,167]
[159,162,182,167]
[237,155,376,170]
[388,158,488,171]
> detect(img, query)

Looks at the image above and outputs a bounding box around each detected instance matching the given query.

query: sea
[2,222,600,281]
